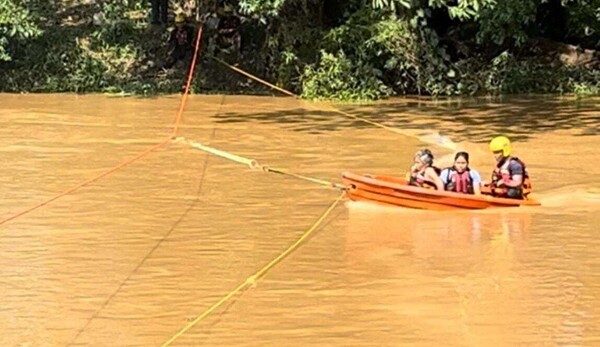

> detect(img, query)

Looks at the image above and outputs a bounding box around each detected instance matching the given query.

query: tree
[0,0,40,61]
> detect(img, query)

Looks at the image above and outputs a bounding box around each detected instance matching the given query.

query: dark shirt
[169,25,195,48]
[498,158,524,176]
[217,15,240,36]
[507,159,524,176]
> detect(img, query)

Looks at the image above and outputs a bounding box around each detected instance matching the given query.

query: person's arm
[426,167,445,191]
[410,163,419,173]
[471,170,482,195]
[497,161,524,187]
[502,174,523,187]
[439,169,449,187]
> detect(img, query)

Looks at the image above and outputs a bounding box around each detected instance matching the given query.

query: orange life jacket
[491,157,532,198]
[444,167,474,194]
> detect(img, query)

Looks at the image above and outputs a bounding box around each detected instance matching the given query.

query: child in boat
[439,152,482,195]
[408,149,444,190]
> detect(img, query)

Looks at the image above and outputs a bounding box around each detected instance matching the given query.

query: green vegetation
[1,0,599,100]
[0,0,186,94]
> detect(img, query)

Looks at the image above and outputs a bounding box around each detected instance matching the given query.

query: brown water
[0,94,599,346]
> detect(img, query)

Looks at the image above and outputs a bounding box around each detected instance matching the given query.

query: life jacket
[490,157,532,198]
[444,167,474,194]
[409,166,441,190]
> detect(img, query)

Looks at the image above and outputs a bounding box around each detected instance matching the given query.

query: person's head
[175,13,186,26]
[414,149,434,168]
[489,136,511,163]
[453,151,470,173]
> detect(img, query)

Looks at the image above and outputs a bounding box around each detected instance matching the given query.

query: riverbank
[1,1,598,100]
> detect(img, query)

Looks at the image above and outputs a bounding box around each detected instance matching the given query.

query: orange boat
[341,172,541,210]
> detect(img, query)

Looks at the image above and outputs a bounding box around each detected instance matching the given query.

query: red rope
[171,26,204,138]
[0,25,206,227]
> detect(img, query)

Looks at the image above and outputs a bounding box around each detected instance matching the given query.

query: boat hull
[342,172,541,210]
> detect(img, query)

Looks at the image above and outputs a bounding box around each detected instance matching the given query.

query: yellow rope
[211,56,296,97]
[262,166,346,190]
[173,137,258,168]
[210,56,457,151]
[161,191,345,347]
[173,137,346,190]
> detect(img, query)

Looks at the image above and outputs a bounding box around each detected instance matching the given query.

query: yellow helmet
[489,136,511,156]
[175,13,186,24]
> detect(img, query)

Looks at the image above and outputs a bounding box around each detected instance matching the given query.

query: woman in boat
[440,151,482,195]
[408,149,445,190]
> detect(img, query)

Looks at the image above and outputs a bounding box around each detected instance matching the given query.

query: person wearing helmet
[163,13,196,69]
[439,151,482,195]
[408,149,445,190]
[488,136,532,199]
[216,3,241,56]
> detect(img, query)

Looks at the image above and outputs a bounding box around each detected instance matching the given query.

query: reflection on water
[342,202,596,346]
[344,204,535,346]
[344,202,532,265]
[0,94,598,346]
[215,96,599,142]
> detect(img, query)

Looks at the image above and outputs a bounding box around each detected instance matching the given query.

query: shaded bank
[0,0,599,100]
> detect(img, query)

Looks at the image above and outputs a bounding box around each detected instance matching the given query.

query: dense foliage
[1,0,598,99]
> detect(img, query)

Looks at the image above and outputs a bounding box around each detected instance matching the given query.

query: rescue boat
[341,172,541,210]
